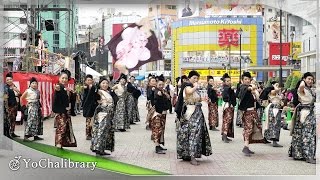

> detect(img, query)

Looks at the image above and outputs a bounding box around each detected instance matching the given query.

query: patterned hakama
[236,109,243,127]
[91,104,115,153]
[264,104,282,141]
[146,102,155,129]
[7,105,18,135]
[127,93,140,123]
[222,107,234,138]
[208,101,219,128]
[151,114,166,145]
[25,102,43,136]
[289,105,316,161]
[113,96,129,130]
[55,113,77,147]
[86,118,93,137]
[177,103,212,159]
[242,110,264,144]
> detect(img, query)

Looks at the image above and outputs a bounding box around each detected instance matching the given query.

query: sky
[78,4,149,25]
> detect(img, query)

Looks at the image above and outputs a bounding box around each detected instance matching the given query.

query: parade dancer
[112,73,129,131]
[91,77,115,156]
[53,69,77,148]
[165,78,174,114]
[127,76,140,124]
[236,83,243,127]
[20,77,43,141]
[151,75,170,154]
[221,73,236,143]
[4,72,20,138]
[176,70,212,166]
[238,72,264,156]
[207,76,219,131]
[146,75,157,130]
[82,75,98,140]
[289,72,316,164]
[260,81,283,147]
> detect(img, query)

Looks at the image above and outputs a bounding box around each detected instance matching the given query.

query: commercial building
[171,17,263,83]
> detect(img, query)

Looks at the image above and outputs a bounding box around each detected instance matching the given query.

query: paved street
[15,97,317,175]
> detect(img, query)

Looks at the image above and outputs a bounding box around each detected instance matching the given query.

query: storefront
[171,17,263,83]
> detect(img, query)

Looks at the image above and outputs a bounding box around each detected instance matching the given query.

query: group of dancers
[3,69,316,165]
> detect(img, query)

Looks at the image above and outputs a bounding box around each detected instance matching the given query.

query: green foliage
[290,76,301,90]
[284,75,293,89]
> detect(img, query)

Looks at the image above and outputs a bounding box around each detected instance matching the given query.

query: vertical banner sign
[269,42,290,65]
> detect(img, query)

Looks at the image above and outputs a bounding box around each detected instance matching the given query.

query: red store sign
[218,29,240,47]
[269,42,290,65]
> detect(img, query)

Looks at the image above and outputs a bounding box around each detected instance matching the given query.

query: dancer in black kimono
[82,74,98,140]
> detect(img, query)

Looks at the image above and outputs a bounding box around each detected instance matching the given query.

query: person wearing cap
[238,72,264,156]
[176,70,212,166]
[207,75,219,131]
[82,74,98,140]
[151,75,170,154]
[112,73,129,131]
[20,77,44,141]
[53,69,77,148]
[221,73,236,143]
[4,72,21,138]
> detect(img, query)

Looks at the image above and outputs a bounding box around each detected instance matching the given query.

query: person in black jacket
[151,75,170,154]
[126,76,140,124]
[82,74,98,140]
[145,75,157,130]
[207,76,219,131]
[221,73,236,143]
[53,69,77,149]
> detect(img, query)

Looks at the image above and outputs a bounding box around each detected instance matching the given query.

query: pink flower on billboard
[107,23,162,75]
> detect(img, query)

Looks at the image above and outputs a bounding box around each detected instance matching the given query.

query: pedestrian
[53,69,77,149]
[91,77,115,156]
[176,70,212,166]
[261,81,284,147]
[221,73,236,143]
[112,73,129,132]
[289,72,316,164]
[238,72,264,156]
[4,72,20,138]
[207,75,219,131]
[126,76,140,124]
[82,74,98,140]
[20,77,44,141]
[151,75,170,154]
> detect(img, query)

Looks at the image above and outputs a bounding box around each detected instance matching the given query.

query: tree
[290,76,301,90]
[284,75,293,89]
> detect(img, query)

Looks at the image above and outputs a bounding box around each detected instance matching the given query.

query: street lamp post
[239,28,243,83]
[87,25,92,62]
[290,31,295,65]
[228,37,231,74]
[278,0,285,88]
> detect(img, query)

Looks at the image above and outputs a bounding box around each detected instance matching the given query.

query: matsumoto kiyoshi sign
[182,55,242,64]
[188,18,243,26]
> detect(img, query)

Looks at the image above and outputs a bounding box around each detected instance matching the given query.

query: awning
[80,64,102,79]
[135,75,145,81]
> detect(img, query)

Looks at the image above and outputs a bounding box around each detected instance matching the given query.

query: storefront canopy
[80,64,102,79]
[135,75,145,81]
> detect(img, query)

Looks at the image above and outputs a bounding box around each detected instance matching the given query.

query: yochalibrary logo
[9,156,22,171]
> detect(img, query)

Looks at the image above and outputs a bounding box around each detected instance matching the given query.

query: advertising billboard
[269,42,290,65]
[177,0,200,18]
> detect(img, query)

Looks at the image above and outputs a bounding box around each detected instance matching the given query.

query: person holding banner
[53,69,77,149]
[4,72,21,138]
[20,77,44,141]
